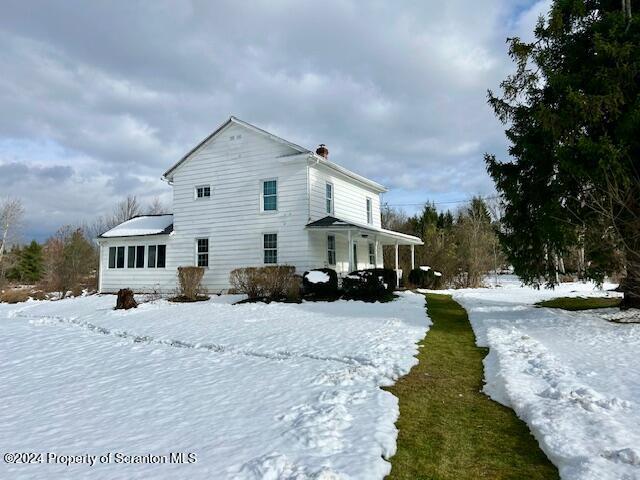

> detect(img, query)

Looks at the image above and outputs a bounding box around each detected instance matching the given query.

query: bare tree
[0,198,24,281]
[146,196,168,215]
[113,195,142,225]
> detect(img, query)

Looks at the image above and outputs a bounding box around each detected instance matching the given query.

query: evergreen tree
[18,240,44,283]
[486,0,639,307]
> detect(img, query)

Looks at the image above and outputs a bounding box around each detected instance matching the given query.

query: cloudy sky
[0,0,549,241]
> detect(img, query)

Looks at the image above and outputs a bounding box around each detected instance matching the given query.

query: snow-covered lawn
[452,280,640,480]
[0,292,429,479]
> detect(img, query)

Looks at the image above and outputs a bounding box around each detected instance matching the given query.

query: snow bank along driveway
[453,282,640,480]
[1,292,429,479]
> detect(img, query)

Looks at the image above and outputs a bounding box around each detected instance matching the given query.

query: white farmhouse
[97,117,422,293]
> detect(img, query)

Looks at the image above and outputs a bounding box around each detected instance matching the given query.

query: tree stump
[115,288,137,310]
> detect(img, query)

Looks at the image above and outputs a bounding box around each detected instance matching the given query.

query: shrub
[302,268,339,298]
[408,268,442,289]
[285,275,303,302]
[342,268,397,301]
[177,266,206,300]
[229,266,296,300]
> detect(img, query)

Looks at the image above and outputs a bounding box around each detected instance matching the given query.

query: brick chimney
[315,144,329,159]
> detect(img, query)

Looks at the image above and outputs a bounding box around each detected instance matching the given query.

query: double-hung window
[264,233,278,264]
[195,185,211,199]
[366,197,373,225]
[327,235,336,265]
[325,182,333,214]
[262,179,277,211]
[197,238,209,267]
[368,242,376,266]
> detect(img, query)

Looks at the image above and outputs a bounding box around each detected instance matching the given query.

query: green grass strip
[536,296,621,311]
[386,293,558,480]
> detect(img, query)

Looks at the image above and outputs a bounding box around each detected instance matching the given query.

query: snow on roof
[100,215,174,238]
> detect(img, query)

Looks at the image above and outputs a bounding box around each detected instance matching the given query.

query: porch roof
[305,216,423,246]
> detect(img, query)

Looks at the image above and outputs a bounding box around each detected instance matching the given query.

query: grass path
[386,293,558,480]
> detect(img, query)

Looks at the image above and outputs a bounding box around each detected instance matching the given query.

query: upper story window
[264,233,278,264]
[366,197,373,224]
[261,179,277,212]
[197,238,209,267]
[195,185,211,199]
[325,182,333,214]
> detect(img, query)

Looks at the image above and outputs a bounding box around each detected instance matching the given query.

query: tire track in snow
[18,312,378,369]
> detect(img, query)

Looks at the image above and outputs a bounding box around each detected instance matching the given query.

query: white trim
[325,181,334,215]
[195,237,210,268]
[327,234,336,266]
[262,232,278,265]
[259,177,278,213]
[366,197,373,225]
[194,184,211,200]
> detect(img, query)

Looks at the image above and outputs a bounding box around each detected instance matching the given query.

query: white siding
[307,231,383,275]
[99,236,174,293]
[168,123,311,292]
[308,164,382,228]
[98,121,389,293]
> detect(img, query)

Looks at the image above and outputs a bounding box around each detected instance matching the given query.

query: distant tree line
[0,195,169,296]
[381,196,506,288]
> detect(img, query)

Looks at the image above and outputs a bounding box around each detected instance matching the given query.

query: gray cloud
[0,0,550,241]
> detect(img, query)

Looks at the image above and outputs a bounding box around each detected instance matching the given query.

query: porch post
[411,244,415,270]
[348,229,353,272]
[395,242,399,288]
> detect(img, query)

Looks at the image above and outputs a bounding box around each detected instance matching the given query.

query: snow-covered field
[452,279,640,480]
[0,292,429,479]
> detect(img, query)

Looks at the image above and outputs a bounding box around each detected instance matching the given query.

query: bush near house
[302,268,339,298]
[408,268,442,289]
[229,266,299,301]
[342,268,397,302]
[173,266,208,302]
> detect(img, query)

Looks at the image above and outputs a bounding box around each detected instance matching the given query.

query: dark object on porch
[342,268,397,302]
[408,268,442,289]
[302,268,339,298]
[115,288,137,310]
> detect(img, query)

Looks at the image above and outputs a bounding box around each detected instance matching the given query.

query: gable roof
[99,214,174,238]
[161,116,387,193]
[162,116,309,181]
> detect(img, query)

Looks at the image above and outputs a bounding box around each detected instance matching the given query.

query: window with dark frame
[263,233,277,264]
[108,247,116,268]
[197,238,209,267]
[116,246,125,269]
[196,185,211,198]
[157,245,166,268]
[369,242,375,265]
[136,245,145,268]
[128,246,136,268]
[327,235,336,265]
[148,245,156,268]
